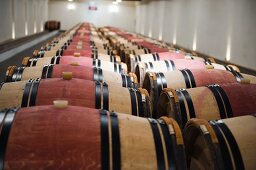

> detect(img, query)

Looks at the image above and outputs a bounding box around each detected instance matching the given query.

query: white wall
[48,1,136,32]
[0,0,48,43]
[136,0,256,70]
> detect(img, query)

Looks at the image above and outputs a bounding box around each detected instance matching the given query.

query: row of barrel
[0,22,255,170]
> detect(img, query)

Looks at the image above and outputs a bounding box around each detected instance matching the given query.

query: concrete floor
[0,35,58,82]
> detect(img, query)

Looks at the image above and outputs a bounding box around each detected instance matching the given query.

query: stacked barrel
[0,22,255,169]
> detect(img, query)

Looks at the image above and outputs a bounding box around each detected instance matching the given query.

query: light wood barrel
[157,83,256,127]
[5,65,137,88]
[0,81,27,109]
[241,73,256,84]
[0,106,186,170]
[131,54,208,73]
[135,59,207,87]
[33,49,63,58]
[63,47,111,56]
[62,49,92,56]
[143,69,256,116]
[22,56,127,74]
[36,43,121,63]
[67,45,108,52]
[133,52,185,63]
[211,63,240,72]
[127,51,183,73]
[183,115,256,170]
[0,78,151,116]
[91,53,122,63]
[143,69,251,117]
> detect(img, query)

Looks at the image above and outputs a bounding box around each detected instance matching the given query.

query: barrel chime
[0,23,255,170]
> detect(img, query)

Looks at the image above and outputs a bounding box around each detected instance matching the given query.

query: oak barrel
[128,52,185,73]
[157,83,256,127]
[143,69,256,116]
[0,78,151,116]
[5,65,138,88]
[44,20,60,31]
[0,105,186,170]
[183,115,256,170]
[135,59,207,86]
[22,56,127,74]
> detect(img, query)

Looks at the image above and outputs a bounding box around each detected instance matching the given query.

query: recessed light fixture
[192,32,197,51]
[12,22,15,39]
[109,4,119,13]
[173,35,176,45]
[68,0,73,2]
[226,37,231,61]
[67,3,76,10]
[34,21,37,33]
[25,21,28,35]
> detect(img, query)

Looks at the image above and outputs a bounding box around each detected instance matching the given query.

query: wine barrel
[127,52,182,73]
[0,105,186,170]
[210,63,240,72]
[68,42,107,49]
[134,52,185,63]
[5,65,138,88]
[63,51,122,64]
[123,49,149,69]
[67,45,92,51]
[22,56,127,74]
[135,59,207,87]
[138,55,208,73]
[67,45,108,52]
[157,83,256,127]
[183,115,255,170]
[242,73,256,84]
[143,69,256,117]
[63,47,112,56]
[41,38,71,51]
[33,49,63,58]
[42,43,67,52]
[45,20,60,31]
[143,69,256,116]
[91,53,121,63]
[149,48,170,53]
[0,78,151,116]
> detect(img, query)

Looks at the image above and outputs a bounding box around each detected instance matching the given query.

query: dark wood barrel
[143,69,256,116]
[45,20,60,31]
[21,56,127,74]
[0,78,151,117]
[183,115,255,170]
[135,59,207,86]
[5,65,138,88]
[0,105,186,169]
[157,83,256,127]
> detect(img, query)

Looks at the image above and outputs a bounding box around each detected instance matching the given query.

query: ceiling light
[68,0,73,2]
[112,1,118,5]
[67,3,76,10]
[109,4,119,13]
